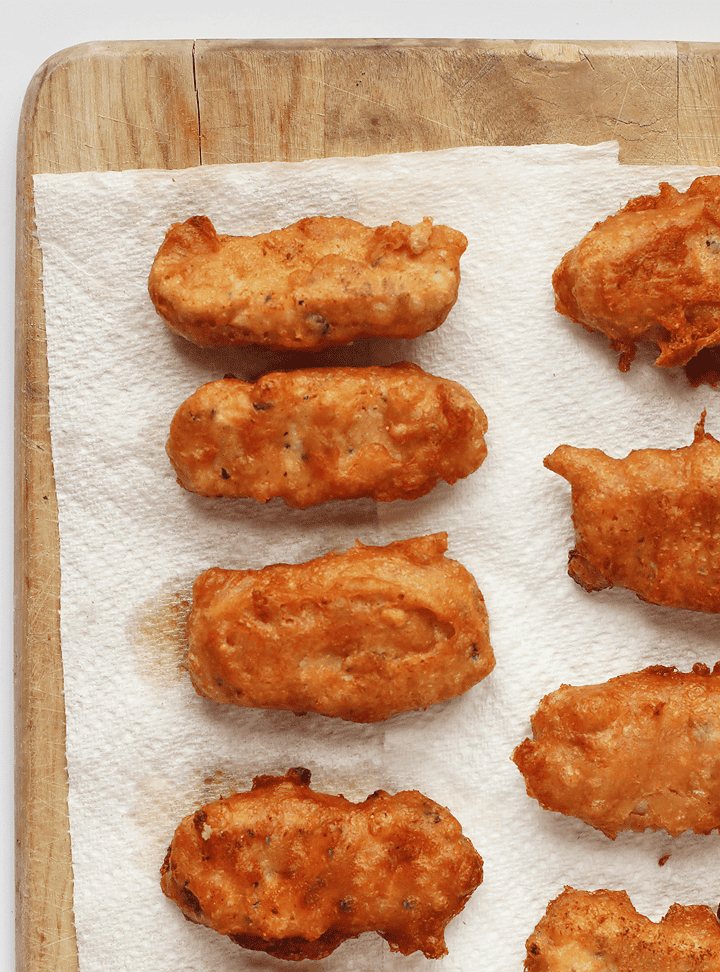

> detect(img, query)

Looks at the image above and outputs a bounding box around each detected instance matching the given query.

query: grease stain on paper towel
[130,578,193,684]
[133,765,253,859]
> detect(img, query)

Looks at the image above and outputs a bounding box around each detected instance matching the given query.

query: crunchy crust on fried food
[187,533,494,723]
[544,414,720,613]
[160,768,483,961]
[166,363,487,508]
[513,663,720,839]
[553,176,720,371]
[148,214,467,349]
[525,887,720,971]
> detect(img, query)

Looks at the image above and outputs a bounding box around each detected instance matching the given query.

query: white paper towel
[33,143,720,971]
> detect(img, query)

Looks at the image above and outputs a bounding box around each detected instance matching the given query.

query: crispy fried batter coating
[161,768,483,960]
[525,888,720,971]
[148,214,467,349]
[553,176,720,371]
[166,363,487,508]
[513,663,720,839]
[544,415,720,613]
[188,533,494,722]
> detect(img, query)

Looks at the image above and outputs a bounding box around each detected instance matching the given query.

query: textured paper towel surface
[34,143,720,971]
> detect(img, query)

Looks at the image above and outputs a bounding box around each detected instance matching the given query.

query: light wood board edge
[14,37,720,972]
[16,83,73,972]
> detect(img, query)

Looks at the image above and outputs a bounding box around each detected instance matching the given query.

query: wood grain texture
[194,39,684,165]
[15,38,720,972]
[678,43,720,164]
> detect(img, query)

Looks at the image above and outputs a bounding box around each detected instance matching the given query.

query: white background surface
[4,2,720,969]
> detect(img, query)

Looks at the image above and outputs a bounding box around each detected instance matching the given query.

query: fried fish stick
[513,664,720,838]
[525,888,720,972]
[544,415,720,613]
[148,214,467,349]
[166,363,487,508]
[553,176,720,371]
[188,533,494,723]
[161,768,483,961]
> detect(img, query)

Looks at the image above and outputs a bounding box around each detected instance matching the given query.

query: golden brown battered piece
[525,888,720,971]
[544,415,720,613]
[148,214,467,349]
[166,362,487,508]
[513,663,720,839]
[161,767,483,961]
[188,533,494,723]
[553,176,720,371]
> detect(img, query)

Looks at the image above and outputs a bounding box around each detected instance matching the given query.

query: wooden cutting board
[15,38,720,972]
